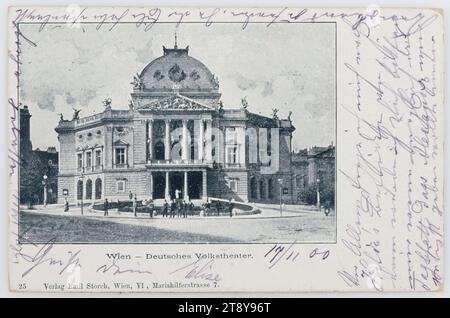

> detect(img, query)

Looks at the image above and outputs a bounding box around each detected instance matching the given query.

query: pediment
[113,139,129,146]
[138,94,212,111]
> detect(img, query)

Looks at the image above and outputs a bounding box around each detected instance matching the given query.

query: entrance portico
[149,169,207,201]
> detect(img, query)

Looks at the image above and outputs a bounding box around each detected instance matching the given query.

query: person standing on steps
[163,199,169,218]
[170,199,176,218]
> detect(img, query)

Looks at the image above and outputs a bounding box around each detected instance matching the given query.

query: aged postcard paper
[8,6,444,292]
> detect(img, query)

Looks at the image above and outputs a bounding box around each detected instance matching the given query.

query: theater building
[55,42,295,204]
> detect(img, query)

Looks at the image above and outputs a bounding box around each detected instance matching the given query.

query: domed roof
[138,45,219,93]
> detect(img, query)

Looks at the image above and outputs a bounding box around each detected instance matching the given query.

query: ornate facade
[56,43,295,204]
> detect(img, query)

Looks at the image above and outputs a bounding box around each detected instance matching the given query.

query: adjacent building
[19,106,59,205]
[291,145,335,206]
[55,43,295,204]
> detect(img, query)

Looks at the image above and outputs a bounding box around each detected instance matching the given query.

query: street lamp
[42,175,48,207]
[277,178,283,216]
[316,178,321,211]
[79,175,84,215]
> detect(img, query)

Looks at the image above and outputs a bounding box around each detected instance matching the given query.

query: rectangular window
[86,151,92,168]
[95,150,102,167]
[115,148,126,165]
[225,127,237,143]
[296,175,302,187]
[229,179,238,192]
[116,180,126,192]
[226,145,238,164]
[77,153,83,169]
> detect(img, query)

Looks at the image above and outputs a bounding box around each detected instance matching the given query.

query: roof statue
[241,97,249,110]
[130,73,143,90]
[72,107,81,120]
[174,30,178,49]
[272,108,279,120]
[102,98,112,109]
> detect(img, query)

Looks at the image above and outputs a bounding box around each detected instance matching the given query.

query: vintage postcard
[8,6,444,292]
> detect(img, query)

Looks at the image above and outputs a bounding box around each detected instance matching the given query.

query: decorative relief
[141,96,211,111]
[168,64,186,82]
[153,70,164,81]
[210,74,219,89]
[114,126,132,136]
[190,70,200,81]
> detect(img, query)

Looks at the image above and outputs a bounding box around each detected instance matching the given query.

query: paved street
[19,204,336,243]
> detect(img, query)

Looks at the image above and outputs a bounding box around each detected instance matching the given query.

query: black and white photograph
[17,21,336,244]
[6,4,446,295]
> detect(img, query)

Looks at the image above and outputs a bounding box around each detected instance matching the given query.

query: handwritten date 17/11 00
[264,242,330,269]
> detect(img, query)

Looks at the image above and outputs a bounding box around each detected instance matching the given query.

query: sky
[19,22,335,151]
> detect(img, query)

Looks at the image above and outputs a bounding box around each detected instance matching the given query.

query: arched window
[95,178,102,199]
[250,177,257,199]
[77,180,83,200]
[268,179,274,199]
[171,140,182,160]
[154,141,165,160]
[259,179,265,200]
[86,179,93,200]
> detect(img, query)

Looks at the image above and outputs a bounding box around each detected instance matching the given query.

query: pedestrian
[148,198,154,218]
[163,199,169,218]
[183,200,187,218]
[104,198,109,216]
[133,194,138,217]
[64,198,69,212]
[170,199,176,218]
[187,199,193,216]
[204,200,210,216]
[177,200,183,218]
[228,199,233,218]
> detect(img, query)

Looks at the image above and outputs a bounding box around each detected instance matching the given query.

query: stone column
[147,119,153,162]
[202,170,207,200]
[184,171,189,201]
[198,119,204,161]
[165,120,171,161]
[182,120,188,161]
[149,172,153,200]
[165,171,170,200]
[205,119,212,162]
[265,178,270,201]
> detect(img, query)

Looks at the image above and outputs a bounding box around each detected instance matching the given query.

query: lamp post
[79,175,84,215]
[277,178,283,216]
[316,178,321,211]
[42,175,48,207]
